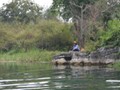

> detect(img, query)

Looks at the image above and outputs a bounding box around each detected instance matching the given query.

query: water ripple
[0,77,50,89]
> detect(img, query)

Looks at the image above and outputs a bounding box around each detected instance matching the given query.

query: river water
[0,62,120,90]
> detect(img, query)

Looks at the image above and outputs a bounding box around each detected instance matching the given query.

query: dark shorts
[73,49,79,51]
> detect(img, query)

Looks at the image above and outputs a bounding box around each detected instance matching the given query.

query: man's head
[73,41,77,44]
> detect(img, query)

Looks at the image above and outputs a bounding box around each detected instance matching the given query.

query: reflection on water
[0,62,120,90]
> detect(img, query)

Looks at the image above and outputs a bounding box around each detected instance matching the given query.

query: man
[72,41,80,51]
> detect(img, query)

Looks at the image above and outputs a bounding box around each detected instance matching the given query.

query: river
[0,62,120,90]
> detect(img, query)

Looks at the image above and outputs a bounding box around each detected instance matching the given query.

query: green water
[0,62,120,90]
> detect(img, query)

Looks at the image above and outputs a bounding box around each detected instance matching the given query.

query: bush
[100,19,120,47]
[0,20,73,52]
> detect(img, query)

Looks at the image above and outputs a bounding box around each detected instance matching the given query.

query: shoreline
[53,47,120,66]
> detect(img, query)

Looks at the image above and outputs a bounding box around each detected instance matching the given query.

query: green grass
[108,61,120,70]
[0,49,60,63]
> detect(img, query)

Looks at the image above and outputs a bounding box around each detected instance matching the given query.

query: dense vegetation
[0,20,73,52]
[0,49,60,62]
[99,19,120,47]
[51,0,120,50]
[0,0,120,61]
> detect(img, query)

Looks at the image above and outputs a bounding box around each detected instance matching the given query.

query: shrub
[100,19,120,47]
[0,20,73,52]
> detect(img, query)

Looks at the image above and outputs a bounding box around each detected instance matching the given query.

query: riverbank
[0,49,60,63]
[53,47,120,65]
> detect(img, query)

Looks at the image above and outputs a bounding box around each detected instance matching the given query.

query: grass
[108,61,120,70]
[0,49,60,63]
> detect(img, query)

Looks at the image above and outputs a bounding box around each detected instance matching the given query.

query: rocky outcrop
[89,47,120,59]
[52,47,120,65]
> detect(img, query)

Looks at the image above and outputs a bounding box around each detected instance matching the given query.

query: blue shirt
[72,44,80,51]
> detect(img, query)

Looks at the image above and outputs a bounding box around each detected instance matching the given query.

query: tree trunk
[74,5,85,49]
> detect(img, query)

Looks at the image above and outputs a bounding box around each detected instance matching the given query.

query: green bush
[0,20,73,52]
[100,19,120,47]
[34,20,73,51]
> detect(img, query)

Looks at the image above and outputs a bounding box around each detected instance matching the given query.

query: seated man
[72,41,80,51]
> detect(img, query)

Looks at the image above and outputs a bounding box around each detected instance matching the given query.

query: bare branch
[102,3,118,13]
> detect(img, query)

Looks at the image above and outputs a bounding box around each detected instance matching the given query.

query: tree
[51,0,120,49]
[43,8,58,20]
[102,0,120,27]
[51,0,98,49]
[0,0,42,23]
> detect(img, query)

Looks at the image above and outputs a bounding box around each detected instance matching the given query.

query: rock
[89,47,120,59]
[52,58,67,65]
[53,52,72,61]
[52,47,120,65]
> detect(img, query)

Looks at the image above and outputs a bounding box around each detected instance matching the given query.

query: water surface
[0,62,120,90]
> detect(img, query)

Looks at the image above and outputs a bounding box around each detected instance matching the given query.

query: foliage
[43,8,58,20]
[0,0,42,23]
[15,28,40,51]
[0,20,73,52]
[84,41,96,52]
[109,60,120,69]
[50,0,104,49]
[35,20,73,50]
[0,0,120,54]
[100,19,120,47]
[50,0,120,50]
[51,0,98,21]
[102,1,120,27]
[0,49,60,62]
[0,23,15,51]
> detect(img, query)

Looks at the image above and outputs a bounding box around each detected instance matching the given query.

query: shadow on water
[0,62,120,90]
